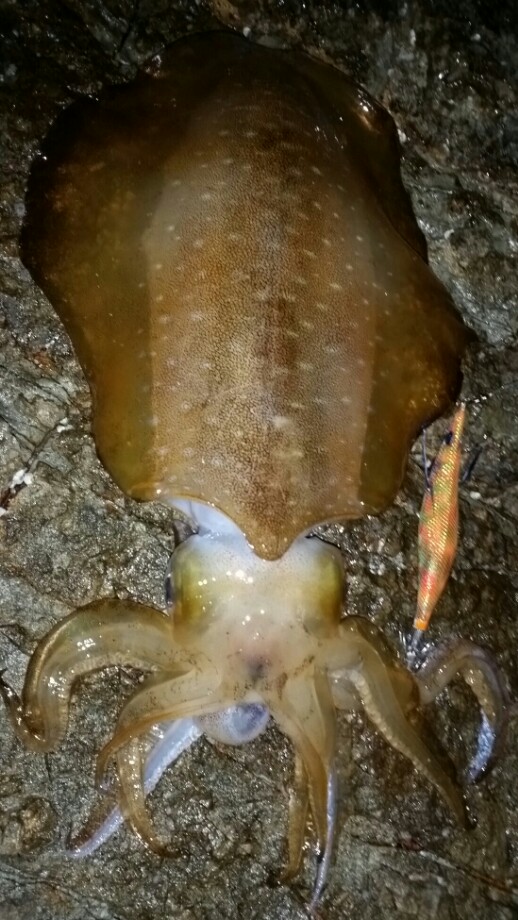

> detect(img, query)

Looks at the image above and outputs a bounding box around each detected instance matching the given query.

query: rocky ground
[0,1,516,918]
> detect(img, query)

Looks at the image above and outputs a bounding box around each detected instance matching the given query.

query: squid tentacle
[329,620,467,826]
[267,669,337,903]
[70,705,270,858]
[280,752,309,883]
[95,667,223,787]
[312,761,338,910]
[68,718,201,857]
[114,736,176,857]
[0,599,179,752]
[415,639,510,782]
[112,703,272,856]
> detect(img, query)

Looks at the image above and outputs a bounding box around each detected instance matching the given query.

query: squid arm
[414,638,510,782]
[0,598,181,751]
[68,718,202,857]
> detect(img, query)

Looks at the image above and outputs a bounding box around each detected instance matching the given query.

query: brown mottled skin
[22,31,468,558]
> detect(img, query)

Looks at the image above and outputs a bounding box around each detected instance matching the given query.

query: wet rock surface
[0,2,516,918]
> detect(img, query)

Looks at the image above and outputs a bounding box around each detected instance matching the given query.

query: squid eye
[165,520,200,608]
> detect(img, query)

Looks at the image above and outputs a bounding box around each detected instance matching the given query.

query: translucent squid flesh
[1,31,508,904]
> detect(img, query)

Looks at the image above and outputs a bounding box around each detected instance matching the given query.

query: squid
[1,31,508,905]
